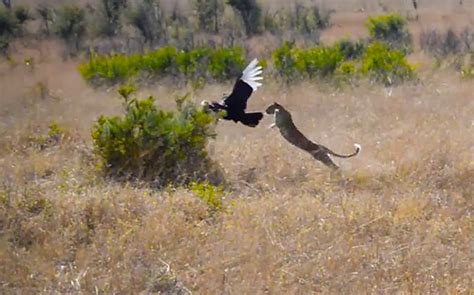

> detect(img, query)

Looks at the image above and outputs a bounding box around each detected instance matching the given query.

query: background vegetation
[79,14,418,86]
[1,0,472,79]
[0,0,473,293]
[79,46,246,84]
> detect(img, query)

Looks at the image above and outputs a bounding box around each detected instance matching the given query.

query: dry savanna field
[0,1,473,294]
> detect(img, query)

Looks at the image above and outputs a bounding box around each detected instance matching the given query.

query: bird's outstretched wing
[224,58,263,111]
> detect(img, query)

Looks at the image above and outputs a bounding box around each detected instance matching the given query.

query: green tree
[226,0,261,36]
[366,13,412,54]
[193,0,223,33]
[53,5,86,55]
[294,3,331,36]
[13,5,32,25]
[96,0,127,37]
[36,4,52,35]
[1,0,11,10]
[128,0,164,46]
[0,7,18,54]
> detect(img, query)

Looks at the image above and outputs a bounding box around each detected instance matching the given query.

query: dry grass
[1,10,474,294]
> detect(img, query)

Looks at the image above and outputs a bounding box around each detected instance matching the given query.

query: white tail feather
[241,58,263,91]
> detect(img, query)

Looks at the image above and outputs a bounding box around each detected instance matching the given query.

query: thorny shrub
[272,40,415,85]
[420,29,462,57]
[360,42,416,85]
[366,13,412,54]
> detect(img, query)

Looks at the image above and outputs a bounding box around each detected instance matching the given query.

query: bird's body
[202,58,264,127]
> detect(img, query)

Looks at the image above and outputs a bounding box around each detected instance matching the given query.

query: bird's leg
[268,123,276,129]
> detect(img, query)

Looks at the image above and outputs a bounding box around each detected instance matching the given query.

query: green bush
[207,47,245,81]
[79,52,141,83]
[79,48,178,84]
[294,45,344,78]
[79,46,246,85]
[27,121,66,150]
[92,88,219,185]
[461,55,474,79]
[461,65,474,79]
[176,47,213,79]
[337,39,366,60]
[360,42,415,85]
[335,61,358,82]
[79,41,417,86]
[140,46,178,76]
[272,39,416,85]
[366,13,412,53]
[189,181,224,212]
[47,121,65,142]
[272,41,298,80]
[273,42,345,79]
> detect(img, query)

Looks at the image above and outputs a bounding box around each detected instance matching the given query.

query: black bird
[202,58,264,127]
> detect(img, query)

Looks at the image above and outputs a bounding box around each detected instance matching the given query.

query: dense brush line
[79,41,416,86]
[79,46,246,85]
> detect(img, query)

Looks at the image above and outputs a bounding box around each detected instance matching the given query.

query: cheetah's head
[265,102,282,115]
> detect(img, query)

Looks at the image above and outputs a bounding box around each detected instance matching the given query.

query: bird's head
[201,100,227,115]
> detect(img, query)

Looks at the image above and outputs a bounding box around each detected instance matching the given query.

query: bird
[201,58,264,127]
